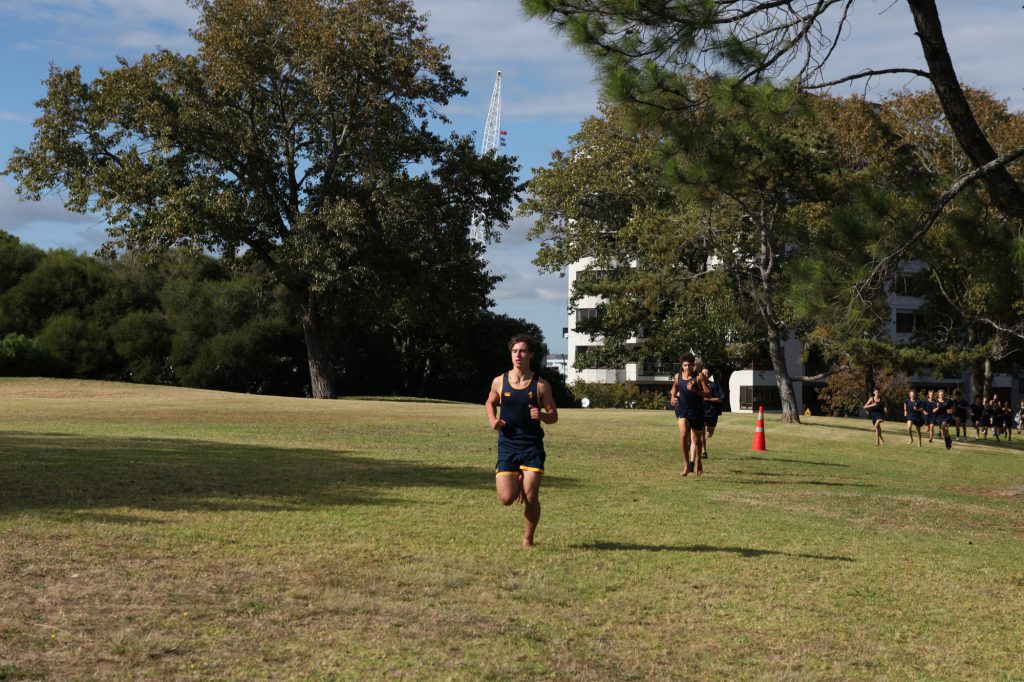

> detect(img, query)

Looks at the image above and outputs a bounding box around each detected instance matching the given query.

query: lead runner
[485,333,559,547]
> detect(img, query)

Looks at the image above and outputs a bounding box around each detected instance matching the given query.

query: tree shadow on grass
[572,541,855,562]
[717,477,876,488]
[0,431,558,515]
[744,456,849,468]
[800,419,877,433]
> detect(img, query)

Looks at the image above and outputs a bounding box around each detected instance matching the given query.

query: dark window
[574,269,608,290]
[891,273,929,297]
[803,347,829,377]
[640,361,677,377]
[895,312,925,333]
[575,346,599,369]
[576,308,601,324]
[739,385,781,411]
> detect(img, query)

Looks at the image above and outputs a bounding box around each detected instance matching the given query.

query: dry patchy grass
[1,378,1023,680]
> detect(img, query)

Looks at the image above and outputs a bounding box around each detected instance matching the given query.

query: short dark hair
[508,333,539,353]
[679,352,695,364]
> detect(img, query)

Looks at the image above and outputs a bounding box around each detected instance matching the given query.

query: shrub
[571,380,640,408]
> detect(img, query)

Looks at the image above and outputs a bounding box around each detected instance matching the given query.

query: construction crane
[470,70,505,243]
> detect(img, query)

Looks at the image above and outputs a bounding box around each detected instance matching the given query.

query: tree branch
[908,0,1024,219]
[979,317,1024,343]
[857,143,1024,298]
[802,67,930,90]
[792,364,851,382]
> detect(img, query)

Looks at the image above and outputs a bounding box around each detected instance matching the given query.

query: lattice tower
[470,71,504,243]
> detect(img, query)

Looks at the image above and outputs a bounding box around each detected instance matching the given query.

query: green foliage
[521,103,759,376]
[570,380,638,409]
[0,250,115,335]
[0,333,40,376]
[816,367,910,418]
[33,313,115,378]
[0,231,44,294]
[108,311,173,384]
[0,242,552,400]
[3,0,520,397]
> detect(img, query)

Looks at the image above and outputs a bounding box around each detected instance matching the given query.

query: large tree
[876,88,1024,391]
[4,0,518,398]
[521,0,1024,292]
[523,99,869,421]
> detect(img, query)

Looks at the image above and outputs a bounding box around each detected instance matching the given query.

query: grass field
[1,377,1023,680]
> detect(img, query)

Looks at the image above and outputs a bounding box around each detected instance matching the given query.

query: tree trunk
[982,356,993,397]
[755,214,800,423]
[766,323,801,423]
[299,291,336,399]
[970,358,984,399]
[907,0,1024,219]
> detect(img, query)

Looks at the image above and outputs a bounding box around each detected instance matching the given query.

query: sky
[1,1,1023,355]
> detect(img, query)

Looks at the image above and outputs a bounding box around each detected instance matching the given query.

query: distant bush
[569,381,670,409]
[817,367,910,417]
[0,333,40,375]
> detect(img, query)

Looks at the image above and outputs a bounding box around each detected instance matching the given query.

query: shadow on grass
[744,456,849,468]
[572,541,855,562]
[800,418,876,433]
[717,477,875,488]
[0,431,553,515]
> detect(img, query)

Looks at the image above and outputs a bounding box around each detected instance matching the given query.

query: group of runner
[485,333,1024,547]
[485,339,726,546]
[865,388,1024,449]
[669,352,725,477]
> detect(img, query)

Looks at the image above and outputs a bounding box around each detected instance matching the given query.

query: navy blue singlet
[904,399,923,425]
[498,373,544,450]
[674,373,705,424]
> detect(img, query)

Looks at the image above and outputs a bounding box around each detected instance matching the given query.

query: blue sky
[1,1,1022,354]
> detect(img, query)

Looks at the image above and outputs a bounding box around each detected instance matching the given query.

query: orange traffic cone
[751,406,767,451]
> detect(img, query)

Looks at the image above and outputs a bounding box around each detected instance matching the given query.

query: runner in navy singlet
[669,352,712,476]
[970,395,984,440]
[904,388,924,447]
[931,388,953,449]
[699,365,725,460]
[485,333,558,547]
[952,389,969,441]
[864,388,886,446]
[923,389,936,443]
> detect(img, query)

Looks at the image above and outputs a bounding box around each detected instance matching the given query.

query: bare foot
[680,470,689,477]
[522,537,535,548]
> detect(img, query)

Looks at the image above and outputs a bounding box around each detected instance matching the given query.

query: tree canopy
[521,0,1024,288]
[5,0,520,397]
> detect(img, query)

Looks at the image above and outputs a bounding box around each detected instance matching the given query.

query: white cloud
[0,182,95,228]
[0,0,198,55]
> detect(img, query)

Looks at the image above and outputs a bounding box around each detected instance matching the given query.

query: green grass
[1,377,1023,680]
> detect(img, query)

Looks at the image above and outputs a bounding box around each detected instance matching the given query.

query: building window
[574,269,608,290]
[575,346,600,369]
[739,385,782,411]
[895,312,925,333]
[576,307,602,324]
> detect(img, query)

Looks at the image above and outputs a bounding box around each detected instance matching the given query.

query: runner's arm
[533,379,559,424]
[485,376,505,430]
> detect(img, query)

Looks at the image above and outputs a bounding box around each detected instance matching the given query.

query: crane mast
[470,71,505,243]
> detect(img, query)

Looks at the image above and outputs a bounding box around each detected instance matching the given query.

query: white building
[565,259,1022,413]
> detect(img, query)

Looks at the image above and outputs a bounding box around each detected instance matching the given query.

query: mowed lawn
[1,378,1023,680]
